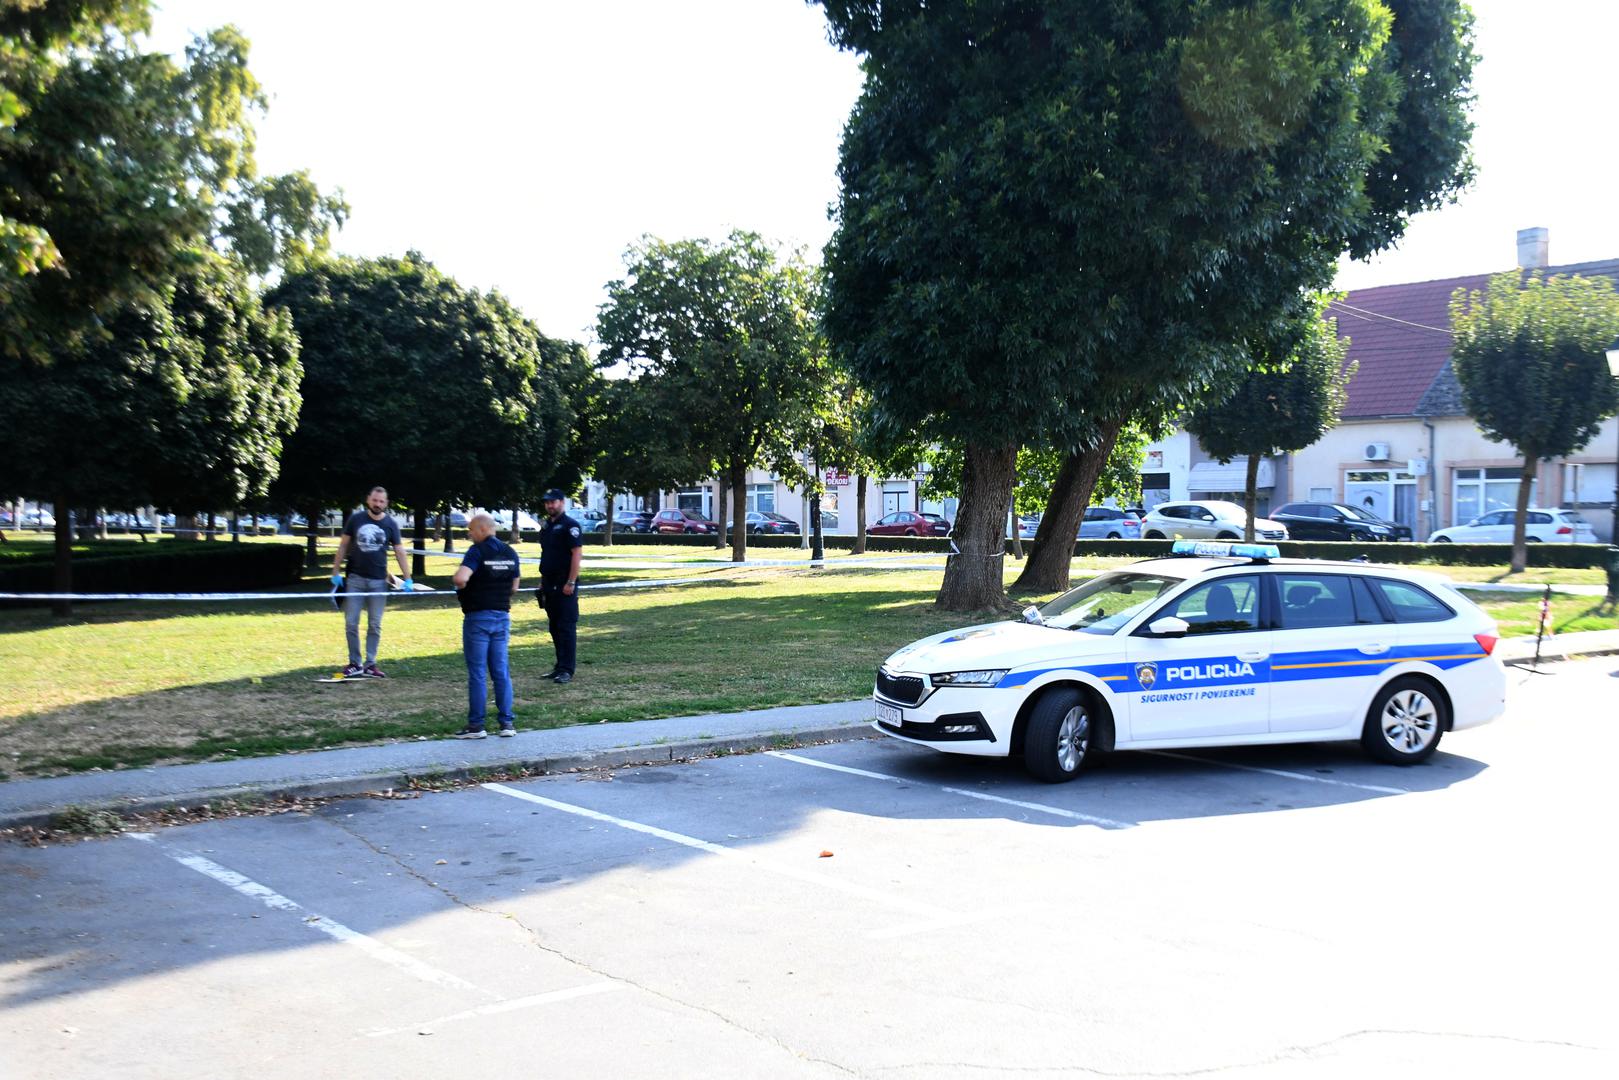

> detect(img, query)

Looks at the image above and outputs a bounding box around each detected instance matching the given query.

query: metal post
[1531,583,1552,671]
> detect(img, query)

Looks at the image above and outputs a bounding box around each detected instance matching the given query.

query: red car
[652,508,718,534]
[868,511,950,537]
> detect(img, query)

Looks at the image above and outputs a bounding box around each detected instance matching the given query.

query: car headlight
[930,669,1008,687]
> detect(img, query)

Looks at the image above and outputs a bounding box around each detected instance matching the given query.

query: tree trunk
[604,494,616,547]
[1511,453,1536,574]
[936,442,1018,612]
[729,462,748,563]
[206,511,217,541]
[854,475,868,555]
[53,492,73,617]
[712,477,727,551]
[441,503,456,554]
[230,510,240,544]
[1014,420,1125,593]
[412,506,427,578]
[305,505,321,569]
[1008,489,1024,560]
[1243,454,1261,543]
[97,508,108,541]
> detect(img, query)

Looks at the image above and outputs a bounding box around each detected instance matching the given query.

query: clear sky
[147,0,1619,341]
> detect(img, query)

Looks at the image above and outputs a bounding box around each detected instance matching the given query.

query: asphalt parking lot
[3,658,1616,1079]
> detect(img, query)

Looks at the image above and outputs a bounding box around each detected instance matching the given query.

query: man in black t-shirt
[536,488,583,683]
[451,513,520,738]
[330,485,414,678]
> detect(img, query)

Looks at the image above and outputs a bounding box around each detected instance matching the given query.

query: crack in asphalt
[319,811,863,1077]
[865,1028,1600,1077]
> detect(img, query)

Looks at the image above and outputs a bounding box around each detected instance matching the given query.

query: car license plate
[876,703,902,726]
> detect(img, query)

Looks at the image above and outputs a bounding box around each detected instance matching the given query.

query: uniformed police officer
[451,513,521,737]
[537,488,583,684]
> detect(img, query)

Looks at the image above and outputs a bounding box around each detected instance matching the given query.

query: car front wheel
[1024,688,1092,783]
[1432,536,1452,543]
[1361,676,1447,764]
[1144,530,1164,540]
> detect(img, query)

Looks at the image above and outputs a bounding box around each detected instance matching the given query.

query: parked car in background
[1140,500,1289,541]
[1014,515,1040,540]
[1078,506,1144,540]
[870,511,950,537]
[1428,508,1597,544]
[613,510,655,533]
[488,509,543,532]
[817,509,839,530]
[1272,502,1409,542]
[652,508,719,534]
[730,511,800,535]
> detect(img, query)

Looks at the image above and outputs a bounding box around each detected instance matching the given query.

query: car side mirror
[1147,616,1189,638]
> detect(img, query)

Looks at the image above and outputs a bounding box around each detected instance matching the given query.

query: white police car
[874,542,1505,782]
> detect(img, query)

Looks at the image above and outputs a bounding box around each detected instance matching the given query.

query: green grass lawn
[2,545,1613,779]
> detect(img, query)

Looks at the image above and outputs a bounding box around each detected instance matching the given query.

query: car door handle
[1237,651,1269,663]
[1357,644,1390,655]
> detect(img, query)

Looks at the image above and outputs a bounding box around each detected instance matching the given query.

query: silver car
[1077,505,1143,540]
[1140,500,1289,541]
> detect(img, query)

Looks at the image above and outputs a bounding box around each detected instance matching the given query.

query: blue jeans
[462,610,513,730]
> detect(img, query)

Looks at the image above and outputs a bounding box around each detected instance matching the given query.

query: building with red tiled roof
[1284,230,1619,542]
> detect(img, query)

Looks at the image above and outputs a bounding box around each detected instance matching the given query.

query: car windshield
[1037,572,1184,635]
[1339,505,1379,522]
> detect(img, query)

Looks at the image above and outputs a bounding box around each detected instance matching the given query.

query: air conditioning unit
[1363,442,1391,461]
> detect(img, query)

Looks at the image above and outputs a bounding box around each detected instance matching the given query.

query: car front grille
[1259,528,1286,540]
[876,668,925,706]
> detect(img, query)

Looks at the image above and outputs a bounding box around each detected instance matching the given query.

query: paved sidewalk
[0,699,876,830]
[4,626,1615,831]
[1495,627,1619,666]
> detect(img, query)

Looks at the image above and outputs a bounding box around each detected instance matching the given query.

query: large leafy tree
[1,6,346,359]
[596,231,827,563]
[1449,271,1619,573]
[1184,299,1355,541]
[0,252,301,609]
[268,254,585,575]
[587,375,712,545]
[815,0,1477,609]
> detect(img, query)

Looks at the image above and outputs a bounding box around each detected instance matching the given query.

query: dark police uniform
[537,510,582,678]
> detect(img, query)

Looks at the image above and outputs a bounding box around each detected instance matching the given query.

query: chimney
[1516,227,1549,269]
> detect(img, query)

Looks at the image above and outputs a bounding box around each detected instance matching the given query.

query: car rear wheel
[1361,676,1447,764]
[1216,531,1238,540]
[1433,536,1452,543]
[1024,688,1091,783]
[1106,531,1121,539]
[1144,530,1165,540]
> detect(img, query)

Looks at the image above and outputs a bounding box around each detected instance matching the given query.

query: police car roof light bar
[1169,540,1281,561]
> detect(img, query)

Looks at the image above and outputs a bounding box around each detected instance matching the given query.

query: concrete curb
[1500,645,1619,668]
[0,723,877,833]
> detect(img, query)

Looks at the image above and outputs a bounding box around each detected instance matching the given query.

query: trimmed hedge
[0,541,306,597]
[575,531,1615,569]
[1058,538,1615,569]
[576,531,958,554]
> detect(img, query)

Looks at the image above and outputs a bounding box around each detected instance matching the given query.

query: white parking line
[482,782,988,938]
[766,751,1132,829]
[128,833,491,996]
[1140,751,1410,795]
[365,982,623,1038]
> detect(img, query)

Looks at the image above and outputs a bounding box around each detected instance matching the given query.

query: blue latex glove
[330,573,344,586]
[400,578,415,592]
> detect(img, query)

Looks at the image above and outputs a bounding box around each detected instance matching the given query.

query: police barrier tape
[0,557,962,602]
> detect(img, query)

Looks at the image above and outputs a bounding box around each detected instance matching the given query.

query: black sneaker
[342,663,364,679]
[498,725,516,737]
[362,662,387,679]
[452,728,487,740]
[553,672,573,685]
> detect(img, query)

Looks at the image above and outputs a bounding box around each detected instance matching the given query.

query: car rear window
[1369,579,1453,623]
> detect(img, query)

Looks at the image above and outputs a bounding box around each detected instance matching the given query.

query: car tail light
[1473,632,1498,655]
[1123,519,1138,526]
[1555,526,1571,535]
